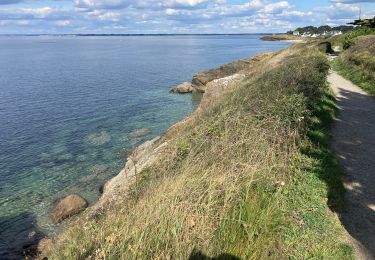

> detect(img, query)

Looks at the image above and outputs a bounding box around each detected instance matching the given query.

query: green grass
[342,28,375,50]
[332,35,375,96]
[333,60,375,96]
[46,44,353,259]
[328,28,375,51]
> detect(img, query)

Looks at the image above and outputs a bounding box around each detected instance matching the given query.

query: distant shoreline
[0,33,286,37]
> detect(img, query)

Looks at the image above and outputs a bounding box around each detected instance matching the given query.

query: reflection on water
[0,35,290,257]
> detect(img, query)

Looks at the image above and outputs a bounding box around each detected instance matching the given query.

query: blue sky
[0,0,374,34]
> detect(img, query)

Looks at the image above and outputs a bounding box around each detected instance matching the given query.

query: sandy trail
[328,71,375,260]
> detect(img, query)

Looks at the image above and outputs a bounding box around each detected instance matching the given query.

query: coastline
[2,36,289,254]
[91,50,277,214]
[36,39,295,257]
[90,36,294,215]
[260,34,304,42]
[41,38,356,259]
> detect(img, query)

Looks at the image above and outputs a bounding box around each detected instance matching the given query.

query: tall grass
[47,44,352,259]
[333,35,375,96]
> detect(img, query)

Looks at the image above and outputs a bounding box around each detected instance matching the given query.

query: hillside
[43,42,352,259]
[333,35,375,96]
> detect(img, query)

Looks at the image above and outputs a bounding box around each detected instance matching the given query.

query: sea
[0,34,290,258]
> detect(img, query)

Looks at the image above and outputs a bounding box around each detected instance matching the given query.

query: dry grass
[47,43,353,259]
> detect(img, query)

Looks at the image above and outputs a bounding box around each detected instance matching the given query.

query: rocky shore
[90,51,284,216]
[169,54,270,94]
[37,46,294,257]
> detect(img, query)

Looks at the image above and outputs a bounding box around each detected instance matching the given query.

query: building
[293,31,300,36]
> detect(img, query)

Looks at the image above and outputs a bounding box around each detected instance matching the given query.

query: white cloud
[0,0,374,34]
[263,1,292,14]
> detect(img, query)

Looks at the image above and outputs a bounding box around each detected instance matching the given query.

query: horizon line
[0,33,280,36]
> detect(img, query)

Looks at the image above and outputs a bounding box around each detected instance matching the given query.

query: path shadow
[329,87,375,256]
[300,83,375,257]
[0,212,46,259]
[189,249,241,260]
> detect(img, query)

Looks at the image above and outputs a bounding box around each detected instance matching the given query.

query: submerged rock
[85,131,111,145]
[27,231,37,240]
[51,194,87,223]
[129,128,151,138]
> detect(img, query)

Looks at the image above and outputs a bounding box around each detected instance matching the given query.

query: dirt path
[328,71,375,260]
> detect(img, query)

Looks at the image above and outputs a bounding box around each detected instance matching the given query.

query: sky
[0,0,374,34]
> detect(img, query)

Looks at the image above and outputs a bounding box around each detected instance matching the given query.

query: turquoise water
[0,35,289,258]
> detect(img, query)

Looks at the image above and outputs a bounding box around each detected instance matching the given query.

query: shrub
[343,28,375,49]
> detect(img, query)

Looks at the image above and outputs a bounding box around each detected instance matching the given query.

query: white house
[293,31,300,36]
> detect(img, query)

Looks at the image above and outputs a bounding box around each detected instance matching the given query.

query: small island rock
[169,82,197,94]
[51,194,87,223]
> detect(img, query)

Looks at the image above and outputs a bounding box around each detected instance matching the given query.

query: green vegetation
[328,27,375,51]
[47,44,352,259]
[329,34,347,51]
[343,28,375,49]
[349,16,375,28]
[333,35,375,96]
[287,25,354,35]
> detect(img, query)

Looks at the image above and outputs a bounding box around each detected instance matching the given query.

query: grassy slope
[48,44,352,259]
[332,35,375,96]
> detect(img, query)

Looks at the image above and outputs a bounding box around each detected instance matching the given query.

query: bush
[343,28,375,49]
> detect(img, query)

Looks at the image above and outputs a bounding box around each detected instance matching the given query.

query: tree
[348,17,375,28]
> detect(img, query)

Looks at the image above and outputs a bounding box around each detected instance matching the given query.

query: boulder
[51,194,87,223]
[169,82,197,94]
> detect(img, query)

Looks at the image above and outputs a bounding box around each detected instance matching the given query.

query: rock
[51,194,87,223]
[129,128,151,138]
[118,148,131,159]
[37,238,53,257]
[99,183,105,194]
[28,231,37,240]
[171,53,270,94]
[91,136,167,213]
[191,59,251,88]
[169,82,198,94]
